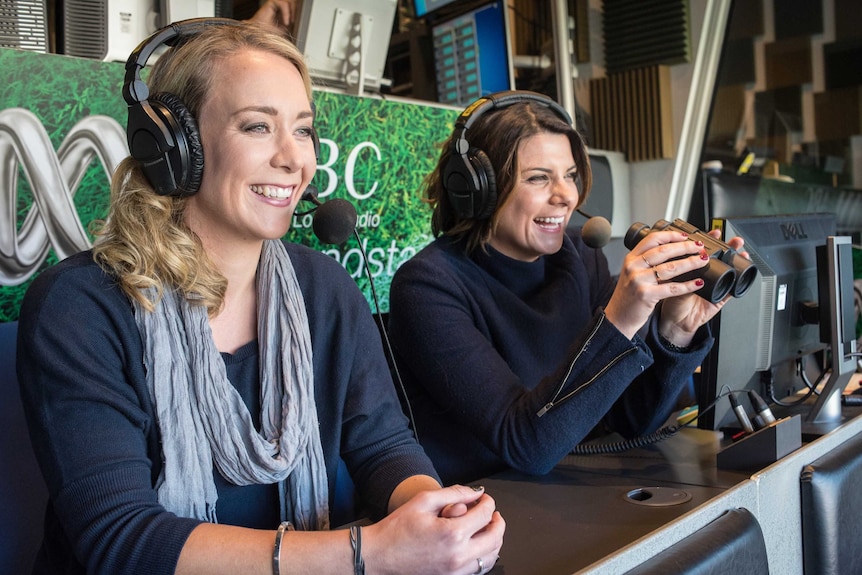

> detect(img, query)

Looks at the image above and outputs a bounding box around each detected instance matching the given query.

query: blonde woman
[18,20,503,575]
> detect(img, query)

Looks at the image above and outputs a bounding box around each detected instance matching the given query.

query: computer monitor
[696,213,839,433]
[806,235,858,432]
[414,0,461,18]
[568,149,631,239]
[159,0,216,25]
[430,0,514,107]
[294,0,398,94]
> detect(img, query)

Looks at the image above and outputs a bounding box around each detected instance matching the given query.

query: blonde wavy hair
[92,22,313,315]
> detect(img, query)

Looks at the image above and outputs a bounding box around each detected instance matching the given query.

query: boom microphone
[300,186,358,245]
[299,185,419,441]
[576,209,612,249]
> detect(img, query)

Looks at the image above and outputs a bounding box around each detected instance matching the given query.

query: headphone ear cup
[443,147,497,220]
[142,92,204,197]
[470,149,497,219]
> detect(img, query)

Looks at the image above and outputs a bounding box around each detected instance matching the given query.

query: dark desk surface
[482,407,862,575]
[484,428,750,575]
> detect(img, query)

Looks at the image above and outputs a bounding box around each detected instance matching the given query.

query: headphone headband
[454,90,572,132]
[123,18,240,106]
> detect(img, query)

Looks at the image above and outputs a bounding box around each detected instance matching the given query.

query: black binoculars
[624,218,758,304]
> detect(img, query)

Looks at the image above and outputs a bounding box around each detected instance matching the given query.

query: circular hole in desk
[624,487,692,507]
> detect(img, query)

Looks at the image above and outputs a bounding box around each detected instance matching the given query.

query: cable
[568,386,739,456]
[570,423,681,455]
[766,359,820,407]
[571,355,855,456]
[351,228,419,443]
[299,191,419,442]
[293,205,317,217]
[796,355,820,394]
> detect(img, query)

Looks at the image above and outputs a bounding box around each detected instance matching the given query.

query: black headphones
[122,17,320,197]
[442,90,573,220]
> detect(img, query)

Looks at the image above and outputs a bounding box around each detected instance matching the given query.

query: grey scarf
[134,240,329,530]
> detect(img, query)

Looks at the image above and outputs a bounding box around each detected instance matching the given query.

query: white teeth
[250,184,293,199]
[535,216,564,224]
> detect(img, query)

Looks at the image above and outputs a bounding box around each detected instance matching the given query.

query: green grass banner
[0,48,458,322]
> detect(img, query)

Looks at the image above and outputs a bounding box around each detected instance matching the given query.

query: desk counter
[483,409,862,574]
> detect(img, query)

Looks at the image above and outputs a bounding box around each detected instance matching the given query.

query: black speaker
[442,90,572,220]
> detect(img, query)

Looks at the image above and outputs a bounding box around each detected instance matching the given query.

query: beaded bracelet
[349,525,366,575]
[272,521,293,575]
[658,332,692,353]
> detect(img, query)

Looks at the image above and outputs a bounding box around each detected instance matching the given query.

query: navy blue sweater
[388,231,711,485]
[17,243,437,575]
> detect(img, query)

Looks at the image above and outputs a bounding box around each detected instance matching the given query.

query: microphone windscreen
[312,198,358,244]
[581,216,612,249]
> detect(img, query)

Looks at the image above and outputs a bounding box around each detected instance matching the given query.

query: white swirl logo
[0,108,127,286]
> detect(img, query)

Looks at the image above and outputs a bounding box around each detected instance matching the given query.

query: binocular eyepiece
[624,219,758,304]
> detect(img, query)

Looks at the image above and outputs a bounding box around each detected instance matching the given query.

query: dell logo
[780,222,809,240]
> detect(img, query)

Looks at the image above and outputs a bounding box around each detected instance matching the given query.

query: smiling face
[488,132,580,262]
[182,48,316,255]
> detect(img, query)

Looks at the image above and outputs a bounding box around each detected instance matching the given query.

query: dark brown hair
[425,100,592,254]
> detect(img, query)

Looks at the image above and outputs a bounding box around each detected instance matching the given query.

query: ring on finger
[653,267,662,283]
[473,557,485,575]
[641,254,652,268]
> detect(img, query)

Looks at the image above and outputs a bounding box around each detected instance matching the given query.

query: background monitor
[160,0,215,25]
[294,0,398,94]
[430,0,514,107]
[64,0,160,61]
[687,170,762,232]
[574,149,631,239]
[696,213,837,432]
[688,168,862,239]
[805,235,858,432]
[413,0,461,18]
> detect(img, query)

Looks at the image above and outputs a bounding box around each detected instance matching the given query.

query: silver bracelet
[272,521,293,575]
[349,525,366,575]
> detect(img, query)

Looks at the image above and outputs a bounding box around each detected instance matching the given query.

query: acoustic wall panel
[589,65,674,162]
[602,0,690,74]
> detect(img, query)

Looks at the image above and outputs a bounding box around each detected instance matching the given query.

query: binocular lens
[711,268,736,303]
[733,262,758,298]
[624,219,758,304]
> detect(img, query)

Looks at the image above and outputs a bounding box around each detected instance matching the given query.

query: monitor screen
[430,0,514,107]
[696,213,837,432]
[414,0,461,18]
